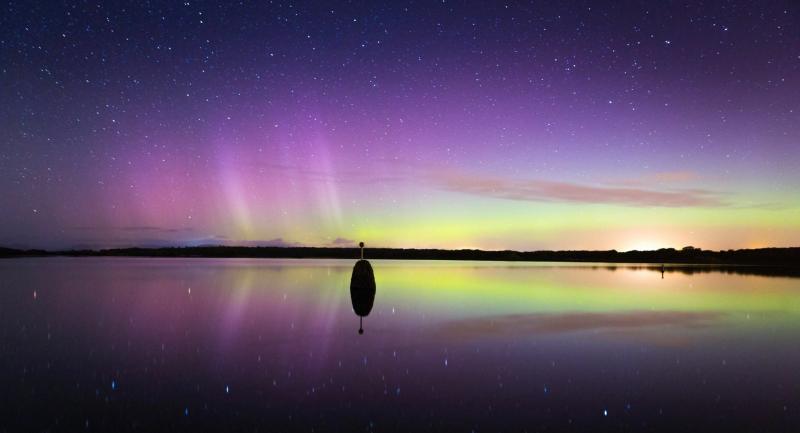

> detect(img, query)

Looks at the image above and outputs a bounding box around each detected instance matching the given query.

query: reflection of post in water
[350,241,376,335]
[661,263,665,279]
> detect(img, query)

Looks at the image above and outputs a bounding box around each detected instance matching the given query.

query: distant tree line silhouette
[2,245,799,268]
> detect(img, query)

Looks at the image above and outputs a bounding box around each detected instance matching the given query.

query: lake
[1,258,798,431]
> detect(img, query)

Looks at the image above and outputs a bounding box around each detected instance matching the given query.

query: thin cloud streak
[68,226,193,233]
[188,237,304,248]
[329,237,356,247]
[435,171,727,207]
[610,170,702,187]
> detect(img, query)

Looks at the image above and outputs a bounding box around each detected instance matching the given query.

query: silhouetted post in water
[350,241,376,335]
[661,263,665,279]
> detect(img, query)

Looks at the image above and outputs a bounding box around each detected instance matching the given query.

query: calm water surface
[1,258,799,432]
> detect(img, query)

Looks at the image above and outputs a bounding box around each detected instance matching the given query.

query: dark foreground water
[1,258,799,432]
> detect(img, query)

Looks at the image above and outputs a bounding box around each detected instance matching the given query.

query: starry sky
[1,1,798,251]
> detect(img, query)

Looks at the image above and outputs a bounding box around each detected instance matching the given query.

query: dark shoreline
[3,245,800,277]
[3,245,800,264]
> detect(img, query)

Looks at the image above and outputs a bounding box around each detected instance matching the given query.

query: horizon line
[3,244,799,254]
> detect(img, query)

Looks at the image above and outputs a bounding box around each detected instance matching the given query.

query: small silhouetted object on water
[350,241,376,335]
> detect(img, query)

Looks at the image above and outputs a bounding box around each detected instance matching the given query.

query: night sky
[1,1,798,250]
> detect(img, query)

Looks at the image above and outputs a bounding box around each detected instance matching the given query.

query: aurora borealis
[1,1,798,250]
[4,258,800,430]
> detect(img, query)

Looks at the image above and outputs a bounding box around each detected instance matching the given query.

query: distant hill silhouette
[2,245,800,269]
[0,247,48,257]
